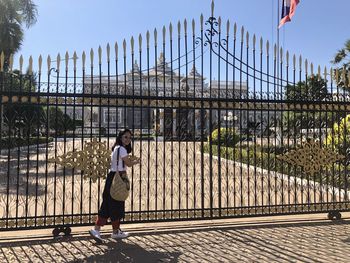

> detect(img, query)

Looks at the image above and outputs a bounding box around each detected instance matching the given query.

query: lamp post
[224,112,238,129]
[46,56,78,136]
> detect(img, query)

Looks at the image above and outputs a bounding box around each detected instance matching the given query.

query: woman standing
[89,129,140,241]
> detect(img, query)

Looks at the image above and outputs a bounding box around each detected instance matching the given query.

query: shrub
[325,114,350,166]
[209,128,239,147]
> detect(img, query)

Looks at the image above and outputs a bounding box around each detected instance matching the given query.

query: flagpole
[277,0,280,97]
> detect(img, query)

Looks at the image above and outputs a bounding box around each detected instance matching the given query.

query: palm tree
[332,39,350,89]
[0,0,38,69]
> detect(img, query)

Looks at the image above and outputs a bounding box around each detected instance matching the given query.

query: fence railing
[0,2,349,234]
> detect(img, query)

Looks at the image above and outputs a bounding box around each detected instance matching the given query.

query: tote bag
[110,147,130,201]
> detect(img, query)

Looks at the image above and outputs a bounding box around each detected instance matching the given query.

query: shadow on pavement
[1,219,350,262]
[0,234,181,263]
[78,239,181,263]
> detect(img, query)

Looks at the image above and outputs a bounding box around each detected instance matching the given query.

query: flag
[279,0,300,28]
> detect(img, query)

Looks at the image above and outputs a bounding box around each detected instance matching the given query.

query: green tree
[48,107,77,136]
[4,102,45,136]
[282,77,341,135]
[3,69,37,92]
[332,39,350,89]
[0,0,38,68]
[285,76,329,101]
[3,70,44,136]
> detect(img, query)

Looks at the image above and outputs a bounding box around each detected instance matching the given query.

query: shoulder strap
[116,146,125,169]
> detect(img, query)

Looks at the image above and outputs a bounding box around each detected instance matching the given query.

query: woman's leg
[95,171,115,229]
[94,216,108,230]
[111,219,120,233]
[110,201,128,238]
[90,172,115,240]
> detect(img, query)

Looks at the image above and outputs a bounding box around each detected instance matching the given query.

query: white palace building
[67,53,250,138]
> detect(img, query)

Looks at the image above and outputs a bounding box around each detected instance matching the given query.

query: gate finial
[123,39,126,57]
[82,51,86,70]
[19,55,23,74]
[154,29,157,45]
[57,53,61,72]
[139,34,142,52]
[38,55,42,73]
[305,59,308,75]
[57,53,62,73]
[65,51,69,71]
[162,26,166,43]
[233,23,237,40]
[246,31,249,48]
[115,42,118,60]
[253,34,256,51]
[200,14,203,31]
[184,19,187,36]
[280,47,283,63]
[47,55,51,72]
[73,51,78,70]
[131,37,134,54]
[293,54,296,70]
[211,0,214,17]
[89,49,93,68]
[266,41,269,56]
[169,23,173,40]
[106,44,110,62]
[28,56,33,75]
[217,17,221,33]
[98,46,102,65]
[192,19,195,36]
[330,67,333,82]
[226,20,230,38]
[146,31,150,48]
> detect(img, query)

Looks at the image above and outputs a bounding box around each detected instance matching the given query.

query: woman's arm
[122,156,140,167]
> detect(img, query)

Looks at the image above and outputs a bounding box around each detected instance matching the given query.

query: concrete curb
[1,212,349,244]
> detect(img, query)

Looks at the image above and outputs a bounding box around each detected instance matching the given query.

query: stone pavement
[1,213,350,263]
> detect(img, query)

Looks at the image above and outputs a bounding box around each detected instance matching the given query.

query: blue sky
[16,0,350,76]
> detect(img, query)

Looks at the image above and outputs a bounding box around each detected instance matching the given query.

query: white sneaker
[111,229,129,239]
[89,229,103,243]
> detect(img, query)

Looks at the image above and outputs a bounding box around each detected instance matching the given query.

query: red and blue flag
[279,0,300,28]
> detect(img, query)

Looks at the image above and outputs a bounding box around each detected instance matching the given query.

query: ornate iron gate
[0,5,349,235]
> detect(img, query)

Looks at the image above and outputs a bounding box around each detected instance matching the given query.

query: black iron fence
[0,6,349,234]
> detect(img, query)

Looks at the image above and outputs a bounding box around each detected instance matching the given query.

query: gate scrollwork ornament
[49,138,111,182]
[277,140,344,176]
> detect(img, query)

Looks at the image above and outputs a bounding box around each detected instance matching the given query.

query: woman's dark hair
[112,129,132,153]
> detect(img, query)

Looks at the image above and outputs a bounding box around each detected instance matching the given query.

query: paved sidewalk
[1,214,350,262]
